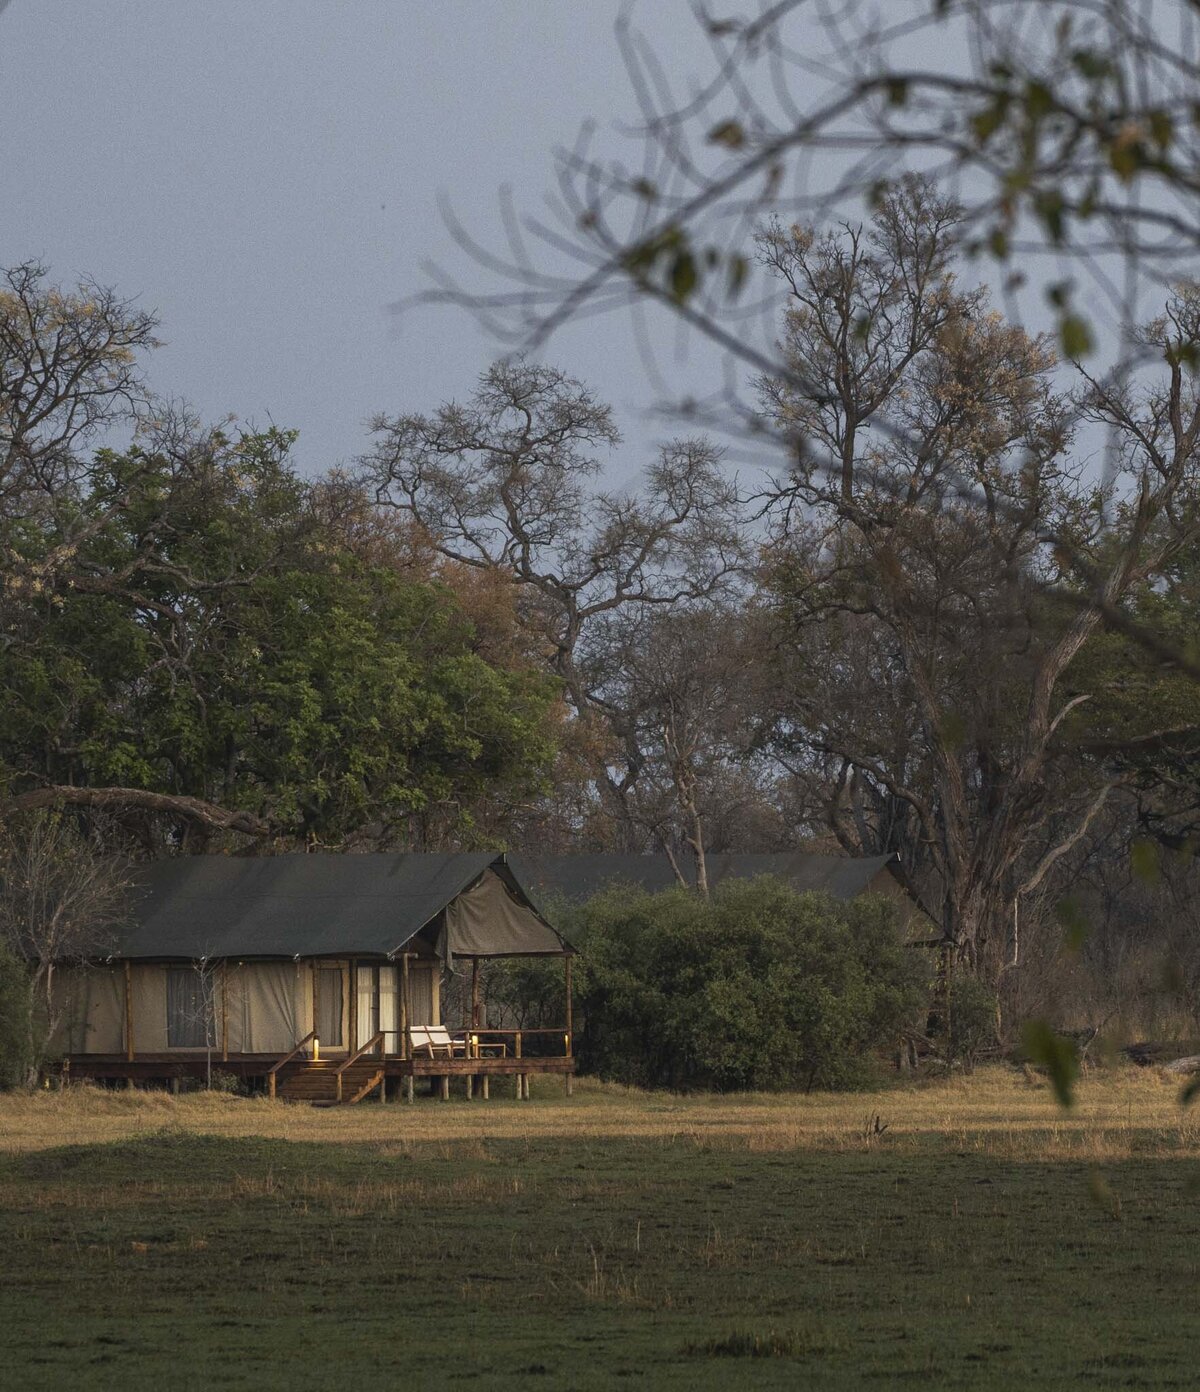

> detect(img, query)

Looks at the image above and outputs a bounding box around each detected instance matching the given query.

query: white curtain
[379,966,398,1050]
[356,966,375,1048]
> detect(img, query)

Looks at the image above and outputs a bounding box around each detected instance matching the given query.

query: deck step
[276,1057,388,1104]
[344,1070,385,1105]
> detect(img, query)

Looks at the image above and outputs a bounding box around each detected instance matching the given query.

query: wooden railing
[335,1030,385,1102]
[457,1028,573,1059]
[267,1030,318,1099]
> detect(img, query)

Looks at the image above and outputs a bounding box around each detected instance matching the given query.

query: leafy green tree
[0,426,560,849]
[568,877,927,1092]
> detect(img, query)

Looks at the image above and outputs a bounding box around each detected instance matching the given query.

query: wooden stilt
[405,1075,414,1104]
[466,1074,474,1101]
[440,1074,450,1101]
[565,1073,573,1097]
[481,1075,489,1100]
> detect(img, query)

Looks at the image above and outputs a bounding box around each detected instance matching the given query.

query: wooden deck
[63,1051,577,1103]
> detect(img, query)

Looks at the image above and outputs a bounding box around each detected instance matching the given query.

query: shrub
[0,943,33,1089]
[206,1070,247,1096]
[568,877,927,1092]
[940,974,998,1071]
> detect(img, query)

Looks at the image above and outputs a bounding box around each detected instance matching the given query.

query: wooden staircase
[275,1058,385,1106]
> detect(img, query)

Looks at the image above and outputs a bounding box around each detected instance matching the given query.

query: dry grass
[2,1067,1198,1389]
[0,1065,1193,1163]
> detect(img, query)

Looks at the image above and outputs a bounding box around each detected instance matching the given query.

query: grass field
[1,1069,1198,1390]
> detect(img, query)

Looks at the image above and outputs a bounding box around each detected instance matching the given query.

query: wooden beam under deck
[400,1055,575,1077]
[64,1053,576,1083]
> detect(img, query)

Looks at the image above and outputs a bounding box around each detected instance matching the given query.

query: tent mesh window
[166,968,211,1048]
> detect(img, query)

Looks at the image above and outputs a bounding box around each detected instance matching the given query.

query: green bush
[0,944,33,1089]
[940,974,998,1071]
[566,878,928,1092]
[206,1070,248,1096]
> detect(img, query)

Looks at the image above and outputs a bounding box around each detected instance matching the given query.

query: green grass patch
[0,1084,1198,1388]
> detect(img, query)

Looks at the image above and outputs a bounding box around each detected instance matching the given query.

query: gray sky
[0,1,724,477]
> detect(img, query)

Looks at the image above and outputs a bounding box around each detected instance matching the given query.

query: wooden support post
[401,954,410,1061]
[565,954,573,1059]
[405,1074,414,1104]
[470,956,480,1029]
[440,1074,450,1101]
[468,962,481,1101]
[565,1072,573,1097]
[220,963,229,1062]
[481,1075,489,1100]
[123,961,134,1063]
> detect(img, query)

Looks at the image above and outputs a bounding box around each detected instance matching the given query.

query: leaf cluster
[563,877,927,1092]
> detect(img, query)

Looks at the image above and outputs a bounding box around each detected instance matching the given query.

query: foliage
[0,942,32,1090]
[203,1070,247,1096]
[477,956,566,1034]
[1063,541,1200,846]
[567,878,926,1091]
[0,427,560,848]
[939,974,998,1073]
[0,812,132,1080]
[444,2,1200,423]
[364,358,745,848]
[1020,1020,1081,1109]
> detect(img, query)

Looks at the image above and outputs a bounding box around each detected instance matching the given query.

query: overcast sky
[0,1,736,477]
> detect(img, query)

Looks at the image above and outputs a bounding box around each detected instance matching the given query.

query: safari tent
[52,848,929,1104]
[54,852,575,1103]
[508,851,936,934]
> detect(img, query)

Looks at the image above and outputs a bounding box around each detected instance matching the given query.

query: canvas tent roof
[506,852,902,915]
[112,853,569,962]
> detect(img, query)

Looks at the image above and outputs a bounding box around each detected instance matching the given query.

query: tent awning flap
[444,870,568,959]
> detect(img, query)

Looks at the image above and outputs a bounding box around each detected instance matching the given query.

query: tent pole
[470,956,480,1029]
[564,954,574,1096]
[123,961,134,1063]
[221,963,229,1062]
[469,956,481,1099]
[564,955,573,1055]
